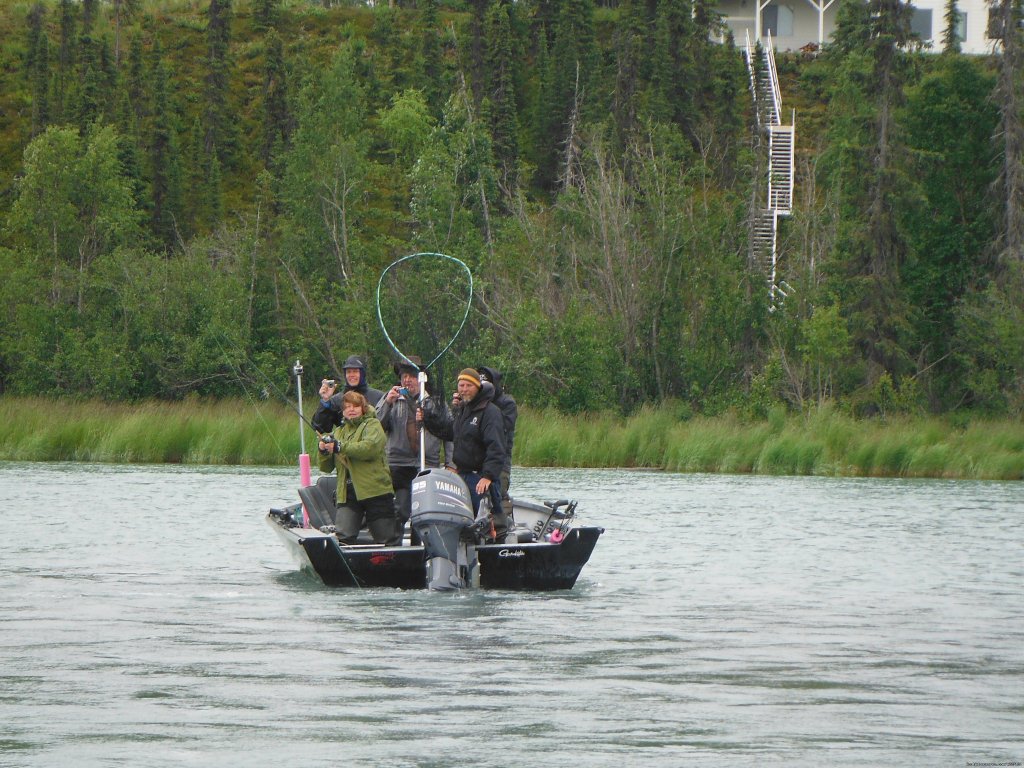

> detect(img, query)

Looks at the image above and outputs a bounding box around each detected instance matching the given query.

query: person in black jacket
[420,367,509,542]
[312,354,386,435]
[477,366,517,519]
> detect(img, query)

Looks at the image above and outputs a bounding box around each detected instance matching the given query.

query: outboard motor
[410,468,476,591]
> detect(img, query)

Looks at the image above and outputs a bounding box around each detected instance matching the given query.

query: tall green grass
[1,397,1021,479]
[0,397,304,466]
[515,404,1024,480]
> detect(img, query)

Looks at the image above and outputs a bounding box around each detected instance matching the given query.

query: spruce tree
[113,86,150,232]
[370,6,404,97]
[82,0,96,37]
[900,57,998,392]
[551,0,598,124]
[203,0,235,167]
[545,0,598,188]
[467,0,489,103]
[418,0,445,115]
[149,43,184,250]
[73,33,103,131]
[824,0,918,383]
[942,0,961,52]
[650,0,696,132]
[127,34,146,122]
[26,3,51,137]
[532,24,559,188]
[56,0,77,123]
[612,0,647,148]
[254,0,278,31]
[485,0,520,191]
[261,29,290,169]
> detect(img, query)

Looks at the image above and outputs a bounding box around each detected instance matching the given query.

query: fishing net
[376,253,473,372]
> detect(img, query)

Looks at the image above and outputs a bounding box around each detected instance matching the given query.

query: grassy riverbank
[1,397,1021,480]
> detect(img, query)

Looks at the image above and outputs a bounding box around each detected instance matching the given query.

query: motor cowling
[410,468,476,590]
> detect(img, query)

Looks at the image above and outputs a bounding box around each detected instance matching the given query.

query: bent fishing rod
[215,331,327,438]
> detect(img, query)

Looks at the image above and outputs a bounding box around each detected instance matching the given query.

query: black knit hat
[393,355,423,377]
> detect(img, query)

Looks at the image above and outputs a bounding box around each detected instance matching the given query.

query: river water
[0,461,1021,767]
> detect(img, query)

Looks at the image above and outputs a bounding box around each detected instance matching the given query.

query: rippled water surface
[0,462,1022,767]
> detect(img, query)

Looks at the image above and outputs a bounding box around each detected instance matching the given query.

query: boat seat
[298,476,389,544]
[316,475,337,503]
[298,476,337,529]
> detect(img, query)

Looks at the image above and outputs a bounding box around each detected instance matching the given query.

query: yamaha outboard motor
[410,468,476,591]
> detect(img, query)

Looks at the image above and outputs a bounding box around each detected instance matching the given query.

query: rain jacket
[318,412,393,504]
[422,382,506,482]
[377,393,447,468]
[478,366,517,474]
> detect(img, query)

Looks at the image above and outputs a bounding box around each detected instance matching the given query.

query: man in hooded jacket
[420,368,510,542]
[478,366,517,519]
[313,355,386,434]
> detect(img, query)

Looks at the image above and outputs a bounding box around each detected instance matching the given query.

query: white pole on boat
[418,369,428,472]
[293,360,311,528]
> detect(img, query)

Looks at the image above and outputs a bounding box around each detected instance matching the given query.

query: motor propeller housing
[410,468,476,590]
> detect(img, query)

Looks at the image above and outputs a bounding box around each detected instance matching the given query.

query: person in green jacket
[317,390,400,546]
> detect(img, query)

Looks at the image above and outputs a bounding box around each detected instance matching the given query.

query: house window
[762,3,794,36]
[954,11,967,42]
[911,8,933,41]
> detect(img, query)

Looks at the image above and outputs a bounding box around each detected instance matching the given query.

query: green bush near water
[0,397,1021,480]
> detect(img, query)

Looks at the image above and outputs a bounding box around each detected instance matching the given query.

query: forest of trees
[0,0,1021,417]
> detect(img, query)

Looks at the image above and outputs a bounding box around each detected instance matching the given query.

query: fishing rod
[215,331,324,438]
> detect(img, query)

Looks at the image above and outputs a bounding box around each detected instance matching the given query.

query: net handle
[375,252,474,369]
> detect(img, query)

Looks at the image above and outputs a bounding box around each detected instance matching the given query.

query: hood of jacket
[342,355,369,390]
[477,366,505,398]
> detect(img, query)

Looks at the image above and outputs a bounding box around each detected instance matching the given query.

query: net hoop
[375,252,473,369]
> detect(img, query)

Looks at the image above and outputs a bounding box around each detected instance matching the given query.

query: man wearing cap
[377,356,449,543]
[420,367,510,542]
[312,355,386,434]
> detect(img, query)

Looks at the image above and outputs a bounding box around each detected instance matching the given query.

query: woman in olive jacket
[317,391,400,545]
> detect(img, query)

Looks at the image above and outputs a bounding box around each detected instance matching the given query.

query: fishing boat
[266,468,603,591]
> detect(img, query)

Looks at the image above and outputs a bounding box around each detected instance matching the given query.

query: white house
[717,0,1001,55]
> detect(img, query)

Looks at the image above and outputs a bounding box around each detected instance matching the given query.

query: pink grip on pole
[298,453,312,528]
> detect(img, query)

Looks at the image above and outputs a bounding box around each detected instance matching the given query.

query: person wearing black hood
[419,367,510,542]
[477,366,517,519]
[312,355,386,434]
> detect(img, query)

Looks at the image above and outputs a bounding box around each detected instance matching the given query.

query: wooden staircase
[744,31,795,311]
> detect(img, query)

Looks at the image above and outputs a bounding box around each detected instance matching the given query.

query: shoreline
[1,397,1021,481]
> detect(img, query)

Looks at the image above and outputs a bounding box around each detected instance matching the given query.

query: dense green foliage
[2,396,1020,478]
[0,0,1021,421]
